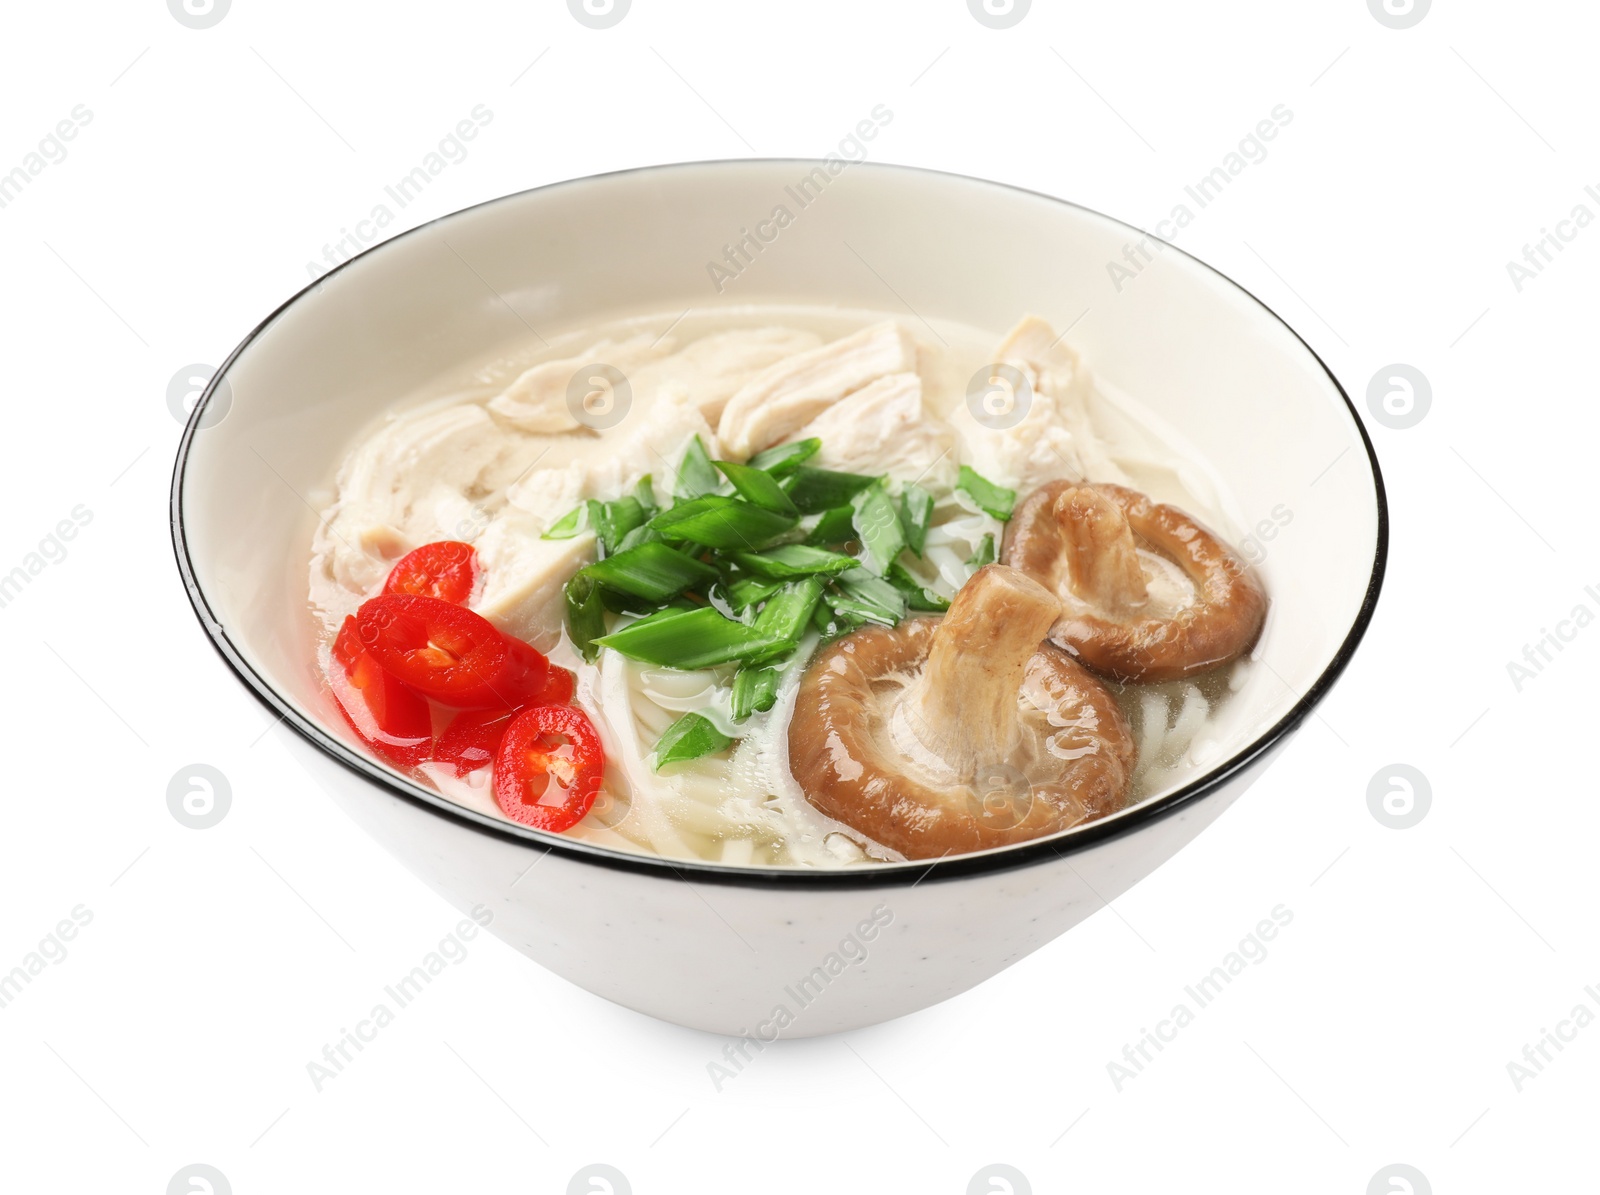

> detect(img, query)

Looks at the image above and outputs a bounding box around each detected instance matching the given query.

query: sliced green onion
[813,600,864,640]
[753,578,824,642]
[825,592,899,627]
[715,460,800,516]
[615,524,664,554]
[783,466,880,514]
[957,465,1016,521]
[748,437,821,477]
[597,588,658,616]
[899,483,934,557]
[581,540,717,602]
[596,606,780,669]
[740,578,825,666]
[675,434,720,501]
[648,495,797,550]
[588,496,646,556]
[564,573,608,662]
[727,575,782,613]
[635,474,658,515]
[542,505,586,540]
[728,543,859,579]
[968,532,996,568]
[836,568,907,624]
[888,562,950,612]
[805,506,857,546]
[654,712,733,769]
[851,483,905,575]
[731,666,782,721]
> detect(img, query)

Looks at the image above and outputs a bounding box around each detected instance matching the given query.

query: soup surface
[309,306,1266,866]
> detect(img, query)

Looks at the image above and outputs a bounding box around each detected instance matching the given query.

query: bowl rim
[169,157,1388,890]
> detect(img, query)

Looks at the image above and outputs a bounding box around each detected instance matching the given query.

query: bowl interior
[175,160,1382,866]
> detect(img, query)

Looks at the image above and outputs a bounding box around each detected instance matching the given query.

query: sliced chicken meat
[716,320,917,458]
[950,315,1129,493]
[792,372,957,487]
[626,327,822,423]
[488,332,676,433]
[314,402,537,597]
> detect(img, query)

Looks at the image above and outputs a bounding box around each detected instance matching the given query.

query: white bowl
[171,161,1386,1037]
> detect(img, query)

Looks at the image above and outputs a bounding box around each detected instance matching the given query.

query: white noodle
[1164,684,1211,761]
[1135,690,1171,784]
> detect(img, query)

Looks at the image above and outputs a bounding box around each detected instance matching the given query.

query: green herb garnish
[748,437,821,477]
[851,483,905,575]
[956,465,1016,521]
[899,483,934,556]
[542,505,587,540]
[654,712,733,768]
[675,434,721,501]
[580,541,717,603]
[783,466,880,514]
[731,667,782,720]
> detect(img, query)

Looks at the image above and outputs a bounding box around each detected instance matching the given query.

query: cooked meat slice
[716,320,917,458]
[793,372,956,486]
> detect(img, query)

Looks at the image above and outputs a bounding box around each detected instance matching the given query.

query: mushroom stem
[1055,487,1148,613]
[894,565,1061,783]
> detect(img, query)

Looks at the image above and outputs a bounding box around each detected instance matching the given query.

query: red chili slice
[432,662,575,778]
[493,705,605,832]
[500,636,554,706]
[532,664,575,706]
[435,707,519,777]
[329,615,432,767]
[383,541,479,604]
[355,594,512,708]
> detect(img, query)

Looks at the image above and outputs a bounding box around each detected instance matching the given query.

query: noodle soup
[309,306,1267,867]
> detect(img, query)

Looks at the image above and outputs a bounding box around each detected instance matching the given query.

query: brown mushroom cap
[788,565,1135,860]
[1003,482,1267,683]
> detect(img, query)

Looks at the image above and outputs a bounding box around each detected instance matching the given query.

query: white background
[1,1,1594,1191]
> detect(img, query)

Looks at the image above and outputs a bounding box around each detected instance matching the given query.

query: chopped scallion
[957,465,1016,521]
[805,505,857,546]
[654,712,733,769]
[715,460,800,516]
[825,593,899,627]
[563,572,608,662]
[753,578,824,643]
[899,483,934,556]
[782,466,880,514]
[728,543,859,580]
[813,601,864,640]
[888,562,950,612]
[542,505,586,540]
[588,496,646,556]
[726,575,783,612]
[835,568,907,624]
[731,666,782,720]
[581,540,717,602]
[675,434,721,501]
[648,495,797,550]
[851,483,905,575]
[596,606,781,669]
[635,474,658,515]
[748,437,821,477]
[614,524,664,554]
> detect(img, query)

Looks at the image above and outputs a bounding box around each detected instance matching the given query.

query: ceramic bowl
[171,161,1385,1037]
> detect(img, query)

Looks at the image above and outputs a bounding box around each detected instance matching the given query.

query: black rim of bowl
[169,159,1389,890]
